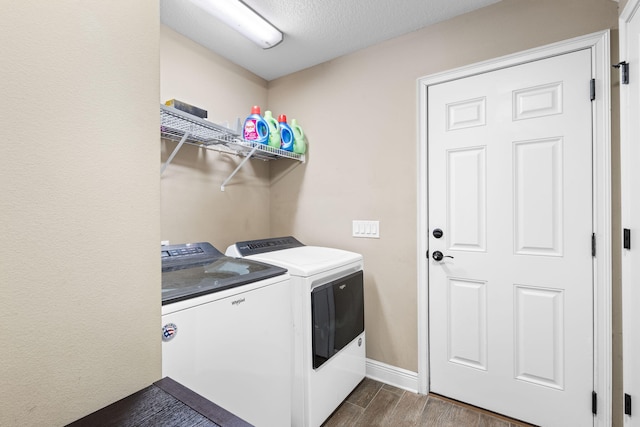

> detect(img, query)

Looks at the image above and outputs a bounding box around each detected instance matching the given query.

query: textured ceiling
[160,0,501,81]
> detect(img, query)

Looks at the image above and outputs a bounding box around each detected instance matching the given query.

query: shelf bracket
[161,132,190,175]
[221,144,260,191]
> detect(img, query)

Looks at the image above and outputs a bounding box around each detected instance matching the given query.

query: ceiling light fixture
[190,0,283,49]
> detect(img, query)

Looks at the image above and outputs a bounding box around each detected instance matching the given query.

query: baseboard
[365,358,420,394]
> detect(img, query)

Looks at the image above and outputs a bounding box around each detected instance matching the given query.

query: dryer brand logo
[339,284,346,290]
[162,323,178,342]
[232,297,246,306]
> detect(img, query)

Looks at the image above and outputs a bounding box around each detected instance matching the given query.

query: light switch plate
[353,220,380,238]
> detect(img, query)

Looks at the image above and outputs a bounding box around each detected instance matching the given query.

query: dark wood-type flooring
[321,378,537,427]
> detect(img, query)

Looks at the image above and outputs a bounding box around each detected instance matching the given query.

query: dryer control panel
[232,236,304,256]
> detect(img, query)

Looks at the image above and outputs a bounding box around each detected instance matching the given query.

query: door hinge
[592,233,596,257]
[592,391,598,415]
[590,78,596,101]
[626,393,632,416]
[624,228,631,250]
[614,61,630,85]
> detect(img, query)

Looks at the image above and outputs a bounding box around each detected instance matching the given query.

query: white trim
[591,30,613,427]
[365,358,419,393]
[620,0,640,22]
[416,68,430,396]
[416,30,612,426]
[619,1,639,425]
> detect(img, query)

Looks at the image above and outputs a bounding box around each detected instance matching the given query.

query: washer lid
[243,246,362,277]
[161,242,287,305]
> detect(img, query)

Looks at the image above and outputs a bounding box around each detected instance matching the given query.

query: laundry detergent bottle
[243,105,269,144]
[291,118,306,154]
[278,114,294,152]
[264,110,281,149]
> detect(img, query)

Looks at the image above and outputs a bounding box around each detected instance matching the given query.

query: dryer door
[311,270,364,369]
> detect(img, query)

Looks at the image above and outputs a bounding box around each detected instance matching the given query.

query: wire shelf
[226,139,305,161]
[160,105,239,145]
[160,104,305,189]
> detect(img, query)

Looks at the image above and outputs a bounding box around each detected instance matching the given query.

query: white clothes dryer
[226,237,365,427]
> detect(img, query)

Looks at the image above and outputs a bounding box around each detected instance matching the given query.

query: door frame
[620,1,638,424]
[416,30,612,425]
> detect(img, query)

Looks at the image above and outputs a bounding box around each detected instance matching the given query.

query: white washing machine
[226,237,365,427]
[161,242,293,427]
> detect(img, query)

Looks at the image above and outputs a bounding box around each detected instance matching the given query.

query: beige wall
[160,26,271,249]
[0,1,160,426]
[268,0,619,373]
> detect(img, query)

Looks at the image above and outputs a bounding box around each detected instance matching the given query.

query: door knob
[432,251,454,261]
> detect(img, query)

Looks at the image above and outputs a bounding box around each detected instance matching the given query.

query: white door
[621,1,640,425]
[428,49,594,426]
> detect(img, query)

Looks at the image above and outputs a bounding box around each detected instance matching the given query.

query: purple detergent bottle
[243,106,269,144]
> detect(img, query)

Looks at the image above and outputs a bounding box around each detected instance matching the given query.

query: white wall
[0,2,160,425]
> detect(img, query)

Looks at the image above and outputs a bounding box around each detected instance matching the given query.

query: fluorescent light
[190,0,283,49]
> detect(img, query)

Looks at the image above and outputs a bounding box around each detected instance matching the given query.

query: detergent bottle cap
[251,105,261,115]
[278,114,288,123]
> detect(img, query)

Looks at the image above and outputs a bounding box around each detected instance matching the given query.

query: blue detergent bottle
[278,114,294,151]
[243,105,269,144]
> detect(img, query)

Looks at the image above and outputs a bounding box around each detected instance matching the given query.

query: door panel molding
[447,277,488,370]
[447,146,487,251]
[513,137,564,256]
[417,30,611,426]
[514,285,565,390]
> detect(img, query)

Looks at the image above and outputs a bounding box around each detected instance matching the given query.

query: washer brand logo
[339,284,346,290]
[162,323,178,342]
[232,298,246,306]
